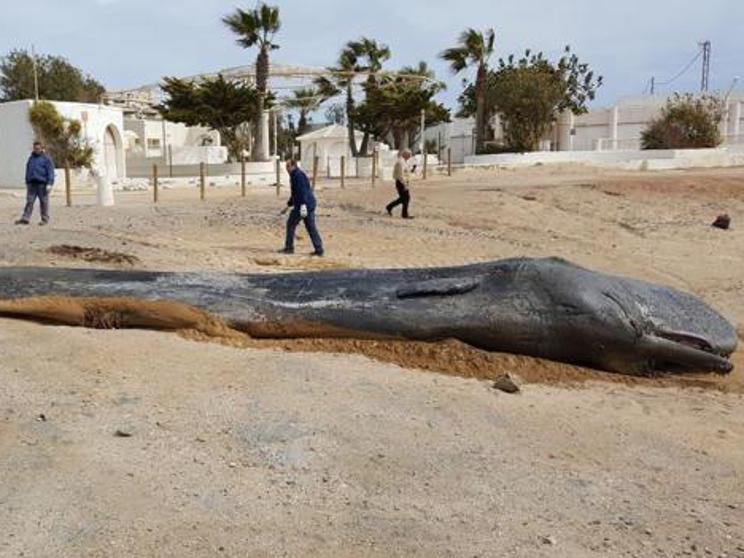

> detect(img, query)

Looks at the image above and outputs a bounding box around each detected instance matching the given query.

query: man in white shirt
[385,148,414,219]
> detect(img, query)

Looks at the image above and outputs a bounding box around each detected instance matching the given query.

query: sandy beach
[0,165,743,556]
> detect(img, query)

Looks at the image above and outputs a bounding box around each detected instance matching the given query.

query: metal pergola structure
[102,62,442,112]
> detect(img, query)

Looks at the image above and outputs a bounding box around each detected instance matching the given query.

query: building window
[147,138,161,149]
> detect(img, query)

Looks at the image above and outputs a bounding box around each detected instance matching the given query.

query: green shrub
[641,94,724,150]
[28,101,94,168]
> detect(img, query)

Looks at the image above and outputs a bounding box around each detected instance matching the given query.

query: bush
[641,94,724,150]
[28,101,94,168]
[482,141,518,154]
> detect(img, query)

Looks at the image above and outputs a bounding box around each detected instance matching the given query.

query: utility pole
[650,76,655,95]
[700,40,711,92]
[31,44,39,102]
[272,109,279,159]
[420,108,426,155]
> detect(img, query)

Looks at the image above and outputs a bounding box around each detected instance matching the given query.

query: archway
[103,125,123,179]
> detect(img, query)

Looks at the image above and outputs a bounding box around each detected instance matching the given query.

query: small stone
[712,214,731,230]
[36,414,46,422]
[540,535,557,546]
[228,462,238,468]
[492,373,522,394]
[114,429,133,438]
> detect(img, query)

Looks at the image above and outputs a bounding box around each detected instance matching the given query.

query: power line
[655,49,703,87]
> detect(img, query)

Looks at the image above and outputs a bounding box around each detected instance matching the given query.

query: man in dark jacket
[280,159,324,256]
[16,142,55,226]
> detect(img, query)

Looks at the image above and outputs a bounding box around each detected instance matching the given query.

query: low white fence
[464,146,744,171]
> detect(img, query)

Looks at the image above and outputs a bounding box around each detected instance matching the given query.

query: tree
[223,3,281,162]
[486,47,602,152]
[315,37,390,157]
[456,69,500,128]
[441,28,495,154]
[1,49,105,103]
[315,46,363,156]
[284,87,320,134]
[354,62,449,150]
[324,103,345,125]
[641,93,723,150]
[347,37,391,155]
[28,101,94,169]
[157,75,263,160]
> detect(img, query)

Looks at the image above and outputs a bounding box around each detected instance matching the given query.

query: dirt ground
[0,165,743,557]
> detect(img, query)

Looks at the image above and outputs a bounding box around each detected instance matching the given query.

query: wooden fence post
[447,147,452,177]
[241,155,246,197]
[371,152,377,188]
[200,162,206,201]
[340,156,346,189]
[276,159,282,197]
[64,163,72,207]
[423,150,428,180]
[152,164,159,203]
[312,156,319,189]
[168,145,173,178]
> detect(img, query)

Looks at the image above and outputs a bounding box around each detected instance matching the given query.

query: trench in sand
[0,295,741,393]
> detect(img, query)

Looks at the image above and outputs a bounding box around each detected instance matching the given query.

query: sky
[1,0,742,110]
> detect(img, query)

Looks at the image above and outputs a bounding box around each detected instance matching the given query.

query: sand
[0,165,743,556]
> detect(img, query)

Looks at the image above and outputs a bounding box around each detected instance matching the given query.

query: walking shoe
[278,248,294,255]
[403,215,415,220]
[39,221,48,226]
[386,207,392,216]
[310,251,324,257]
[14,219,29,225]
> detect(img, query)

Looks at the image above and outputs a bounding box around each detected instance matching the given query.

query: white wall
[434,92,744,155]
[0,100,125,188]
[53,101,126,180]
[464,146,744,170]
[424,118,476,164]
[124,117,221,159]
[0,101,36,188]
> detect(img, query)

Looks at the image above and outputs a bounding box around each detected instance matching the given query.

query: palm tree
[284,87,320,134]
[349,38,391,78]
[223,3,281,162]
[348,38,391,154]
[441,28,495,154]
[315,46,362,156]
[398,62,446,149]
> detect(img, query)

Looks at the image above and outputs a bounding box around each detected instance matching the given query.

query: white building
[0,100,126,188]
[297,124,364,177]
[424,118,477,164]
[124,116,226,165]
[427,93,744,157]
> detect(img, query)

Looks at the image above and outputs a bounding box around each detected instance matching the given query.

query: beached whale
[0,258,736,376]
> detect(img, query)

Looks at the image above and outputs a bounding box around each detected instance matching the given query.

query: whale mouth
[644,330,733,374]
[657,330,715,353]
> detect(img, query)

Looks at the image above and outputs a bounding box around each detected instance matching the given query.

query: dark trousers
[285,210,324,254]
[386,180,410,218]
[22,181,50,223]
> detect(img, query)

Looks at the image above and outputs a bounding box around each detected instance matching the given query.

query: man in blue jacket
[280,159,324,256]
[16,142,55,226]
